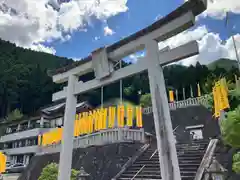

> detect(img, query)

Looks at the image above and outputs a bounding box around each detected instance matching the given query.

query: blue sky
[0,0,240,65]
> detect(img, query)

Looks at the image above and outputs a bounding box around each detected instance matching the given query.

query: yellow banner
[108,107,115,128]
[197,83,201,97]
[117,105,125,127]
[213,86,220,117]
[169,90,174,102]
[213,79,230,118]
[136,106,143,127]
[0,152,6,173]
[126,106,133,127]
[41,105,143,146]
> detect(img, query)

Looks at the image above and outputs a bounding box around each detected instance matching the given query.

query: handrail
[194,139,219,180]
[112,143,150,180]
[131,148,158,180]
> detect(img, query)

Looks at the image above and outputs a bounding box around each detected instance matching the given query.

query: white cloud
[202,0,240,19]
[155,14,162,21]
[94,36,100,41]
[104,26,115,36]
[158,25,240,66]
[129,52,145,63]
[185,0,240,19]
[0,0,128,53]
[28,44,56,54]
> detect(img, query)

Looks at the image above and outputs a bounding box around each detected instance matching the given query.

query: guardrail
[194,139,219,180]
[39,128,145,154]
[143,96,209,114]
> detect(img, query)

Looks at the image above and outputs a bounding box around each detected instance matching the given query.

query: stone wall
[142,105,220,142]
[17,142,142,180]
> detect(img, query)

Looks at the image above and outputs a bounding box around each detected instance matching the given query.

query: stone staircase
[118,140,209,180]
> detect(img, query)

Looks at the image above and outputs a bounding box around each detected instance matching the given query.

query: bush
[220,106,240,148]
[38,163,79,180]
[233,152,240,173]
[5,109,23,121]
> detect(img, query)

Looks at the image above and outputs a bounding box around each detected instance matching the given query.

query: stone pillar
[77,167,90,180]
[146,40,181,180]
[28,121,31,128]
[58,75,78,180]
[40,116,44,128]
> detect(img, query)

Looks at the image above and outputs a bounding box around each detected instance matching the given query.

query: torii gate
[49,1,207,180]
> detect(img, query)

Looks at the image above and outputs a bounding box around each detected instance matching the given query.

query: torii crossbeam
[49,1,207,180]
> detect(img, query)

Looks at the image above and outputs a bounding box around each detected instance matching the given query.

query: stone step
[139,155,203,161]
[119,178,161,180]
[121,173,161,179]
[130,163,200,168]
[134,159,201,165]
[127,166,198,171]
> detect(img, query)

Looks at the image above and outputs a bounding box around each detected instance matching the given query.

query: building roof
[41,101,92,115]
[48,0,207,76]
[0,116,41,126]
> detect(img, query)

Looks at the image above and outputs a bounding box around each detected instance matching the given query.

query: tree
[221,106,240,148]
[233,152,240,173]
[5,109,23,121]
[38,163,79,180]
[140,93,152,107]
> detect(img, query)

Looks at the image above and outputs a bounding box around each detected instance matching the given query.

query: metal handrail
[131,149,158,180]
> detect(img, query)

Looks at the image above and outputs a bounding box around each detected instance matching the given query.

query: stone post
[77,167,90,180]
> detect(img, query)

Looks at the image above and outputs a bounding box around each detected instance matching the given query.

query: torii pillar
[146,39,181,179]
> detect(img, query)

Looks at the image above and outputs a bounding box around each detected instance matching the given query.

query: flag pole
[225,12,240,72]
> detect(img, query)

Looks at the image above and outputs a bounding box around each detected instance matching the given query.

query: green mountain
[207,58,238,71]
[0,39,73,118]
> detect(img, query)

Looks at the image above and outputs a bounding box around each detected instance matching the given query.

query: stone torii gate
[49,1,207,180]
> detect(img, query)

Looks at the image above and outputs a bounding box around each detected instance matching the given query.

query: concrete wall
[17,142,143,180]
[142,105,220,142]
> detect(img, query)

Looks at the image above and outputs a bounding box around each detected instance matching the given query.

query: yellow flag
[169,90,174,102]
[92,110,97,132]
[213,86,220,117]
[0,152,6,173]
[97,109,103,130]
[108,107,116,128]
[197,83,201,97]
[136,106,143,127]
[102,108,107,129]
[126,105,133,127]
[88,111,93,133]
[117,105,125,127]
[219,79,230,110]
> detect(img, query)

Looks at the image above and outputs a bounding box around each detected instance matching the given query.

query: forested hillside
[0,38,239,120]
[0,39,73,119]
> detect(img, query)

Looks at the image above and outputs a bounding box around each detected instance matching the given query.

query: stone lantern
[204,157,227,180]
[77,167,90,180]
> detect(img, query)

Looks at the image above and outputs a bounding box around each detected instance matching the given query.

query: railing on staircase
[112,143,150,180]
[39,128,145,154]
[130,149,158,180]
[194,139,219,180]
[142,95,210,114]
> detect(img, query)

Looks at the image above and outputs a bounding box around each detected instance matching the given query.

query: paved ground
[3,173,20,180]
